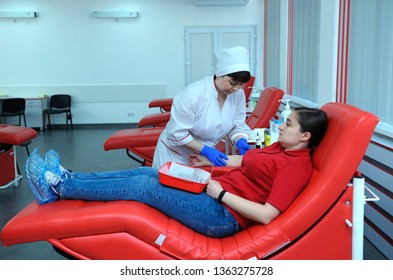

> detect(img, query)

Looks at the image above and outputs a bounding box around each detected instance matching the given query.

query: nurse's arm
[184,139,204,153]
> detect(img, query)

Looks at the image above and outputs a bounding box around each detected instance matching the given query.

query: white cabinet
[25,97,48,130]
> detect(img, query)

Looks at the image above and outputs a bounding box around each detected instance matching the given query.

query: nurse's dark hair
[226,71,251,84]
[293,107,328,149]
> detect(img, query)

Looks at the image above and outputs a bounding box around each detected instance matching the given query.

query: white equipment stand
[351,175,380,260]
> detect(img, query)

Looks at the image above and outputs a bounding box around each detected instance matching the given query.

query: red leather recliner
[138,76,256,128]
[0,124,38,188]
[0,102,379,259]
[104,86,283,166]
[0,125,37,147]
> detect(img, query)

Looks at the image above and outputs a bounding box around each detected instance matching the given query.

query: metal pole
[352,176,365,260]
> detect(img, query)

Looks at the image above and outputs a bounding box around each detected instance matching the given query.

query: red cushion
[0,124,37,145]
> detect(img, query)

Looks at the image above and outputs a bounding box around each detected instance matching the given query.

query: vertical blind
[347,0,393,129]
[291,0,320,103]
[264,0,281,88]
[264,0,392,134]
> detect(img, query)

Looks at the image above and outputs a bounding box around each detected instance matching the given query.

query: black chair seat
[44,108,70,114]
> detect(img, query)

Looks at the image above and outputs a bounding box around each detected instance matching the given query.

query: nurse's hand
[200,145,228,166]
[236,138,251,155]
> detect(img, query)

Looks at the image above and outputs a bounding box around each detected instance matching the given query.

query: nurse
[152,46,252,169]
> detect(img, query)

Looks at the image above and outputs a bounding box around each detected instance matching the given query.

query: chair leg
[65,113,68,131]
[48,113,51,129]
[25,145,30,157]
[67,111,73,130]
[21,141,32,157]
[42,112,46,130]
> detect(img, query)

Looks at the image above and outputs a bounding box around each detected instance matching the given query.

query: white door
[184,25,257,86]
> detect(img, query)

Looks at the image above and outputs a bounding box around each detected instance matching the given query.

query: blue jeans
[56,167,241,237]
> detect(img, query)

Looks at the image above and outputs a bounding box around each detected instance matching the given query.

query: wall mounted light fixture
[92,11,138,19]
[0,11,37,18]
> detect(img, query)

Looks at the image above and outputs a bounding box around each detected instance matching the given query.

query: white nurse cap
[214,46,250,77]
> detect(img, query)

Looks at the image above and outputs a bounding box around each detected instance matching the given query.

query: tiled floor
[0,125,388,260]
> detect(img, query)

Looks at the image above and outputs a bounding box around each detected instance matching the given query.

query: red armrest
[148,98,173,112]
[138,112,171,127]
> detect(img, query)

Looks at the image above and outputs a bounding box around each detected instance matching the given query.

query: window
[346,0,393,136]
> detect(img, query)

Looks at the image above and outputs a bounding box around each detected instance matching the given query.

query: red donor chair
[0,102,378,260]
[0,125,38,188]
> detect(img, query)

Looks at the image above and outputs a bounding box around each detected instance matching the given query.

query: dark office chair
[43,94,73,131]
[0,98,27,127]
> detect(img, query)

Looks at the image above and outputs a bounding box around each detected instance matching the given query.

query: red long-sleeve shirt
[214,142,312,227]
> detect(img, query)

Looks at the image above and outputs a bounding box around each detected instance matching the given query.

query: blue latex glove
[236,138,251,155]
[200,145,228,166]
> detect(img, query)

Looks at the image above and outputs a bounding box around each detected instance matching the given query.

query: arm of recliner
[138,112,171,127]
[148,98,173,112]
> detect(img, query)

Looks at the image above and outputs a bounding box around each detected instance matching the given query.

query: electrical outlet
[127,112,135,117]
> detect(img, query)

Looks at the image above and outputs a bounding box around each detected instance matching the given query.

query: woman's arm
[206,179,281,225]
[188,154,243,167]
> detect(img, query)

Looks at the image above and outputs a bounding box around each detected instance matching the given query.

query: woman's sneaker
[45,149,71,178]
[26,149,60,205]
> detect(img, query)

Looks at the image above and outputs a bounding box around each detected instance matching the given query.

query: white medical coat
[152,76,251,169]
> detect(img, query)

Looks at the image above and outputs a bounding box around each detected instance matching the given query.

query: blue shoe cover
[26,149,58,205]
[44,149,62,177]
[45,149,72,178]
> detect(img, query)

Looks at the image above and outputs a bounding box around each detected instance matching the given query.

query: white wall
[0,0,263,124]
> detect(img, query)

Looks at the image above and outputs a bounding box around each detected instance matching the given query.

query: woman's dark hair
[226,71,251,84]
[293,107,328,149]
